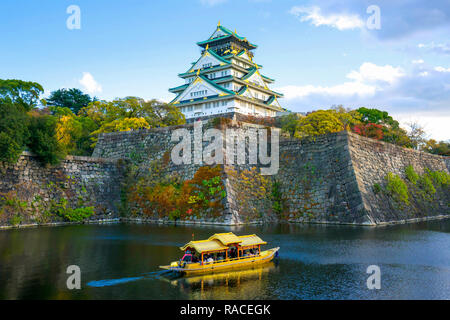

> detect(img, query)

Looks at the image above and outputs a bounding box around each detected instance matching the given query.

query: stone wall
[347,132,450,224]
[276,132,369,224]
[1,119,448,227]
[0,152,125,226]
[92,120,449,225]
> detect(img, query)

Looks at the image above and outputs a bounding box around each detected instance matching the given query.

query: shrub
[405,165,419,184]
[373,183,382,194]
[385,172,409,205]
[9,214,22,226]
[62,206,94,222]
[425,169,449,187]
[417,174,436,196]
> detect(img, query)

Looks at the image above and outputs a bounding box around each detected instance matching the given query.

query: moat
[1,220,449,299]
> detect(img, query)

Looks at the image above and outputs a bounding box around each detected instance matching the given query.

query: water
[0,220,449,299]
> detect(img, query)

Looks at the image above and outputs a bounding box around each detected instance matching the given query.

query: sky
[0,0,449,141]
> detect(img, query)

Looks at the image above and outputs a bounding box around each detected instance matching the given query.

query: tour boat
[159,232,279,275]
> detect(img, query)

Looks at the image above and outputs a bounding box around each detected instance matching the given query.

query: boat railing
[201,253,261,265]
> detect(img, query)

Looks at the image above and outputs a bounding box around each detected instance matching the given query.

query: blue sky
[1,0,449,140]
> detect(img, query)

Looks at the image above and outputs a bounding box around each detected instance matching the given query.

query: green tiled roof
[241,67,257,80]
[198,74,235,95]
[197,26,258,49]
[169,83,189,92]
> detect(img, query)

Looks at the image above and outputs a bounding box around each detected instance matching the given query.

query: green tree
[82,97,185,146]
[27,113,65,165]
[0,79,44,111]
[294,110,344,138]
[279,113,304,137]
[356,107,412,147]
[421,139,450,156]
[47,88,92,115]
[0,99,30,163]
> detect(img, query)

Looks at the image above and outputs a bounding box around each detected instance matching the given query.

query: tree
[356,107,396,126]
[331,105,362,130]
[421,139,450,156]
[0,99,30,163]
[406,121,428,150]
[352,123,383,140]
[356,107,412,147]
[279,113,304,137]
[27,112,66,165]
[294,110,344,138]
[0,79,44,111]
[47,88,92,115]
[82,97,185,146]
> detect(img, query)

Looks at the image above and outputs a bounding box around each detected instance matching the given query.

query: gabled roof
[238,235,267,247]
[179,233,266,253]
[241,67,258,81]
[185,49,231,74]
[170,74,235,104]
[168,83,189,93]
[180,239,228,253]
[208,232,242,245]
[261,75,275,83]
[197,25,258,49]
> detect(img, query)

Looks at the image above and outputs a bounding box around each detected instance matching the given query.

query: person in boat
[181,251,193,265]
[206,255,214,264]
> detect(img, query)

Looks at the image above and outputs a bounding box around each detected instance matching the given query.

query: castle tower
[169,23,284,120]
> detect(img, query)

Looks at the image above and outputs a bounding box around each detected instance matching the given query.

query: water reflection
[164,262,278,300]
[0,220,449,299]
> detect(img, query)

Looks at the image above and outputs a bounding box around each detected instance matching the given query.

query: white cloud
[434,66,450,73]
[278,62,404,100]
[346,62,404,84]
[412,59,424,64]
[289,6,364,30]
[276,61,450,140]
[79,72,102,94]
[396,114,450,142]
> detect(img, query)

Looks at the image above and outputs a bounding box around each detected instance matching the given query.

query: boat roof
[179,232,267,253]
[238,234,267,247]
[180,239,228,253]
[208,232,242,245]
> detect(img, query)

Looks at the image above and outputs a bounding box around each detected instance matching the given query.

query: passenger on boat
[181,252,192,263]
[206,255,214,264]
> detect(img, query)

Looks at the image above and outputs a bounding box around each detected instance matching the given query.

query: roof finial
[217,20,221,27]
[206,44,209,50]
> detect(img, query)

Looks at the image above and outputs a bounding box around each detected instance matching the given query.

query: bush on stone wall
[128,165,226,221]
[385,172,409,205]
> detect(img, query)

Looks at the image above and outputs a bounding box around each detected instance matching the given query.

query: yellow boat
[160,232,279,275]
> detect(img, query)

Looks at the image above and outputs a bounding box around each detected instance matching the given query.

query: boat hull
[160,247,279,275]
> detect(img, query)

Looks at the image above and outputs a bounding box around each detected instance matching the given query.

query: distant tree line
[279,106,449,156]
[1,78,448,166]
[0,79,185,165]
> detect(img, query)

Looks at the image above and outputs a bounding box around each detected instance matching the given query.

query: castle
[169,23,284,120]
